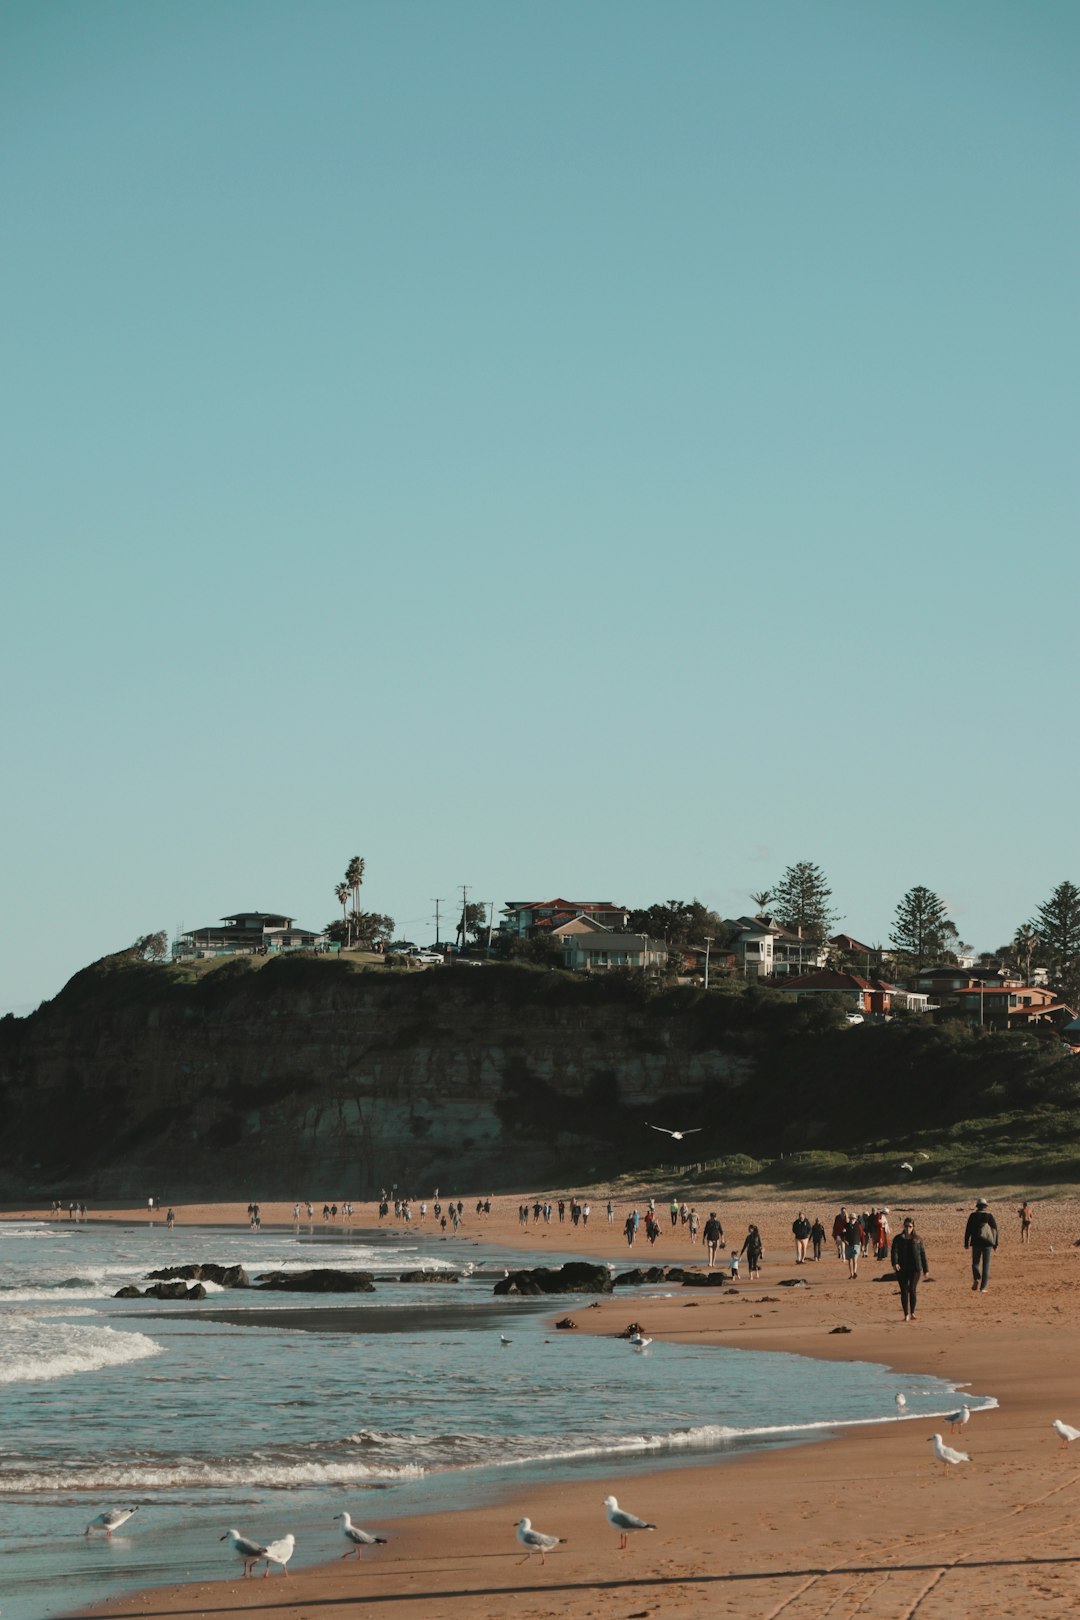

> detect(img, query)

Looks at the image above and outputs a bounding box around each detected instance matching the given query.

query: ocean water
[0,1218,993,1620]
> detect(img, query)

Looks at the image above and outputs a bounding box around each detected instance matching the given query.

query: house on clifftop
[176,911,325,958]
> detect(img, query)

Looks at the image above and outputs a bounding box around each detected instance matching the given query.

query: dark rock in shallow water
[114,1285,142,1298]
[678,1270,727,1287]
[186,1282,207,1300]
[254,1268,376,1293]
[143,1280,192,1299]
[144,1263,249,1288]
[493,1262,612,1297]
[555,1316,577,1329]
[396,1270,460,1283]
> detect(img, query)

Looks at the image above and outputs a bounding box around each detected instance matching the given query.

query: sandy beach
[18,1189,1080,1618]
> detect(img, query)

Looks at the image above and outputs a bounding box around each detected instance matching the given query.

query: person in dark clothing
[890,1217,930,1320]
[792,1212,811,1264]
[809,1218,826,1260]
[703,1212,724,1268]
[964,1197,998,1292]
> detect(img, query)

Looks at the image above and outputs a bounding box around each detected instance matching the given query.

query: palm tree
[345,857,365,947]
[749,889,773,917]
[1012,924,1040,984]
[335,882,350,944]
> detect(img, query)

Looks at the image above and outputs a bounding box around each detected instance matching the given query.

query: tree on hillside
[335,881,350,936]
[458,902,489,945]
[626,899,728,949]
[324,911,394,949]
[1011,923,1040,984]
[890,886,955,969]
[770,862,836,942]
[131,931,168,962]
[1032,881,1080,998]
[748,889,774,916]
[345,856,365,919]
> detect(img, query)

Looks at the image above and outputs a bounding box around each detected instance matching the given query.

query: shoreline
[6,1191,1078,1618]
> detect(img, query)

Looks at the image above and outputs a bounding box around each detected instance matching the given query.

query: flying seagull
[335,1512,388,1559]
[603,1494,656,1550]
[220,1528,268,1577]
[85,1508,138,1538]
[646,1123,701,1141]
[514,1516,566,1566]
[947,1405,971,1434]
[262,1533,295,1577]
[928,1433,971,1474]
[899,1162,914,1173]
[1052,1419,1080,1449]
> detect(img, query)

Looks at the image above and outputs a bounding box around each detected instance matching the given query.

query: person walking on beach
[832,1207,847,1259]
[1018,1199,1033,1244]
[890,1216,930,1321]
[703,1212,724,1268]
[965,1197,998,1292]
[843,1212,862,1279]
[792,1211,811,1264]
[740,1224,763,1280]
[809,1217,826,1260]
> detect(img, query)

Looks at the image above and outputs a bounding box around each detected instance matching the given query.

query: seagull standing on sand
[85,1508,138,1538]
[947,1404,971,1434]
[514,1517,566,1565]
[928,1433,971,1474]
[220,1529,268,1577]
[1052,1419,1080,1449]
[262,1533,295,1577]
[603,1494,656,1550]
[335,1512,387,1558]
[646,1123,701,1141]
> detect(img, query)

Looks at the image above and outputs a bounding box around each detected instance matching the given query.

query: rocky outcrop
[253,1268,376,1292]
[493,1262,612,1296]
[145,1263,249,1288]
[396,1270,460,1283]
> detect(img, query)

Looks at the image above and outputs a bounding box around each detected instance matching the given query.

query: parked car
[410,950,444,966]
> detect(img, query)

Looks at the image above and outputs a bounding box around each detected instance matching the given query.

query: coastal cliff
[1,953,1074,1197]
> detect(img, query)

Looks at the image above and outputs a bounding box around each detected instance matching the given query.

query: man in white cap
[963,1197,998,1292]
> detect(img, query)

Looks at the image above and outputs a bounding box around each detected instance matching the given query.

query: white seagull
[1052,1419,1080,1448]
[899,1162,914,1173]
[646,1123,701,1141]
[85,1507,138,1538]
[262,1533,295,1577]
[499,1334,513,1346]
[603,1494,656,1550]
[335,1511,388,1558]
[629,1333,652,1349]
[220,1528,268,1577]
[895,1393,907,1413]
[928,1433,971,1473]
[514,1516,566,1565]
[947,1404,971,1434]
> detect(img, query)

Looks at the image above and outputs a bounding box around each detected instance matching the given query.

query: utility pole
[458,884,469,951]
[431,899,446,947]
[486,901,495,955]
[702,934,714,990]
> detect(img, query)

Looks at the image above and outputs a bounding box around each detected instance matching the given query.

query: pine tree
[1032,881,1080,997]
[771,862,836,943]
[890,886,953,968]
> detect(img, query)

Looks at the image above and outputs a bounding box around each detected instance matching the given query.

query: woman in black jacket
[890,1217,930,1321]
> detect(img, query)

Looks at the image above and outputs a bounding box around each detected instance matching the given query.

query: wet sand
[10,1190,1080,1618]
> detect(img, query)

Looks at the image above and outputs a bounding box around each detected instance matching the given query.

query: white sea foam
[0,1315,163,1384]
[0,1459,425,1491]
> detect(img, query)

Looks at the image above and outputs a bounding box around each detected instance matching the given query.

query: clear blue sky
[2,1,1077,1011]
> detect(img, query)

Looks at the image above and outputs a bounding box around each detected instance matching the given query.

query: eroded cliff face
[0,956,754,1197]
